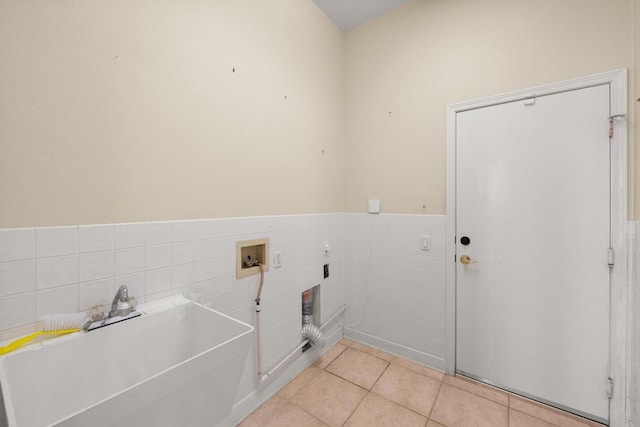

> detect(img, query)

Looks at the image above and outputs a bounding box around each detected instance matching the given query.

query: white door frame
[445,69,628,426]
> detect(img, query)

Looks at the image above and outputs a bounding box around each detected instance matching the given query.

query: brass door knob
[460,255,473,265]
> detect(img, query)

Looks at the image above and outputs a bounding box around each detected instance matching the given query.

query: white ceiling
[313,0,411,31]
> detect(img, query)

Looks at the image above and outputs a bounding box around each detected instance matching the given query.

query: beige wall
[0,0,345,228]
[345,0,636,216]
[2,0,639,226]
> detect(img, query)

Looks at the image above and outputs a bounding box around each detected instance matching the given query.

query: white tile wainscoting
[1,214,636,426]
[0,215,345,339]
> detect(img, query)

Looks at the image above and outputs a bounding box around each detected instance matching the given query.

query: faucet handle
[117,295,136,317]
[89,305,105,322]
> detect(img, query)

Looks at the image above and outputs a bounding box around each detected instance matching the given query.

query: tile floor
[239,339,606,427]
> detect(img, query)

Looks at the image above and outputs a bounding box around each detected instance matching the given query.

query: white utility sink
[0,297,253,427]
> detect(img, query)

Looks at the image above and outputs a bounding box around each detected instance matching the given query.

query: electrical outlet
[274,250,282,268]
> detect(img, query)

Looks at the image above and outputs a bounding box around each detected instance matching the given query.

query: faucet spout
[109,285,130,318]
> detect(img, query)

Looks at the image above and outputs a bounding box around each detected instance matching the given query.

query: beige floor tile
[444,375,509,406]
[239,395,288,427]
[277,366,323,400]
[263,402,329,427]
[291,371,368,427]
[509,396,600,427]
[314,343,348,369]
[391,356,445,382]
[510,409,556,427]
[339,338,395,361]
[426,421,446,427]
[371,363,441,417]
[430,383,508,427]
[344,393,427,427]
[326,348,389,389]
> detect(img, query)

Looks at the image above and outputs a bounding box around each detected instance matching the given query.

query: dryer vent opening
[301,286,325,351]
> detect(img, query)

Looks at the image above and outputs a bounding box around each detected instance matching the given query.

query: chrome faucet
[109,285,133,318]
[83,286,140,331]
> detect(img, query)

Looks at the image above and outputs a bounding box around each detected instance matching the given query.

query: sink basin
[0,297,253,427]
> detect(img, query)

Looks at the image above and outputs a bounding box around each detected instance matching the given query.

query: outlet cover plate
[274,250,282,268]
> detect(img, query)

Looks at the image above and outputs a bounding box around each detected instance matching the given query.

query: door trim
[445,69,628,426]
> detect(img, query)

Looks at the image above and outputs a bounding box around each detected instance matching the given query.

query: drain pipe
[301,289,326,348]
[256,305,345,386]
[254,283,345,387]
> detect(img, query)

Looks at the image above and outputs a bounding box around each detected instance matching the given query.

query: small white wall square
[79,225,114,253]
[194,239,216,261]
[146,245,172,270]
[172,263,194,288]
[212,255,234,277]
[172,221,195,243]
[115,248,145,276]
[193,219,226,240]
[146,222,172,246]
[0,228,35,263]
[368,199,381,214]
[36,256,78,290]
[0,260,35,297]
[78,278,115,311]
[36,284,79,318]
[36,227,78,258]
[145,268,172,294]
[172,242,195,265]
[115,223,146,249]
[145,290,171,303]
[79,251,114,282]
[0,292,36,330]
[194,260,215,282]
[211,275,233,297]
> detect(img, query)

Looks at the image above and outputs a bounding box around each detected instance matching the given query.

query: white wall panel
[343,213,446,370]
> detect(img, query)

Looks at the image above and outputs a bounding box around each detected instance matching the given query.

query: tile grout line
[456,374,597,426]
[339,389,367,427]
[509,406,597,427]
[447,375,509,407]
[509,392,601,427]
[370,359,391,388]
[322,368,370,392]
[339,341,448,422]
[425,373,445,423]
[362,357,435,422]
[320,348,370,426]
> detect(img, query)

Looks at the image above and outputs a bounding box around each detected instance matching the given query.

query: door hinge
[609,120,614,138]
[609,114,626,138]
[607,377,614,399]
[608,248,615,268]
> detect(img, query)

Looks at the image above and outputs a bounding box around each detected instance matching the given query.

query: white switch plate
[420,235,430,251]
[323,242,330,257]
[368,199,381,214]
[274,250,282,268]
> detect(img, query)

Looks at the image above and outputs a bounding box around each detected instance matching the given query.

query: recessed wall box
[236,238,269,278]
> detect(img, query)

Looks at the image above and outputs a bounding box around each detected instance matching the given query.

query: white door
[455,84,611,422]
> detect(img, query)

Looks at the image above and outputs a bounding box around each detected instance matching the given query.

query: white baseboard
[344,327,446,371]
